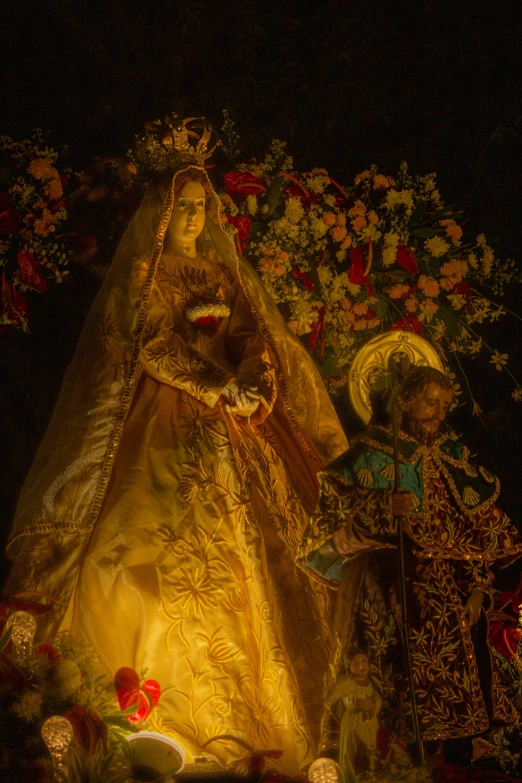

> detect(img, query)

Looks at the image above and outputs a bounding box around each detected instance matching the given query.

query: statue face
[168,180,206,244]
[408,381,452,437]
[350,653,369,678]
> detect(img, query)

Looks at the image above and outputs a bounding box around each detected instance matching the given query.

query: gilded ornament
[479,466,496,484]
[379,462,395,482]
[463,486,481,507]
[356,468,374,487]
[6,610,37,657]
[139,113,220,170]
[348,331,444,423]
[462,462,478,478]
[41,716,74,782]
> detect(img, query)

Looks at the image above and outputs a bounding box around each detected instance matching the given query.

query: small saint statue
[327,649,381,782]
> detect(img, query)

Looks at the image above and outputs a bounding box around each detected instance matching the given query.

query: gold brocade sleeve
[225,279,277,425]
[298,471,395,560]
[141,283,234,408]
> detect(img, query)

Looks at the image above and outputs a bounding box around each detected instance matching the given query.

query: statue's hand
[223,380,260,418]
[464,589,484,628]
[392,491,416,517]
[360,697,376,711]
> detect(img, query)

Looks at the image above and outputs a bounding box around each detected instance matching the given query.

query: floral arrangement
[217,134,521,415]
[0,131,71,331]
[0,600,161,782]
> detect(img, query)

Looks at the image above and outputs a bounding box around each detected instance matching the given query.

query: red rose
[489,617,521,660]
[114,666,161,724]
[395,245,419,275]
[34,643,60,663]
[224,171,267,197]
[389,315,423,333]
[17,250,47,293]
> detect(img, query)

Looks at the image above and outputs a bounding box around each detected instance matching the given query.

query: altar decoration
[0,131,71,331]
[0,603,162,782]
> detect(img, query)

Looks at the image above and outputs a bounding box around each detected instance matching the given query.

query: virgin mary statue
[4,116,348,773]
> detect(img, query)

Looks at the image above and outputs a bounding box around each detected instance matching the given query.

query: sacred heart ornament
[114,667,161,724]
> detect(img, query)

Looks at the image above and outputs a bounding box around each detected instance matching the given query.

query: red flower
[489,617,521,659]
[395,245,419,275]
[64,704,108,755]
[1,274,28,321]
[452,280,472,296]
[227,214,252,254]
[34,643,60,663]
[389,315,423,333]
[307,306,325,351]
[114,666,161,724]
[292,267,315,291]
[224,171,267,198]
[348,246,373,293]
[17,250,47,293]
[498,572,522,613]
[0,191,20,234]
[283,184,319,206]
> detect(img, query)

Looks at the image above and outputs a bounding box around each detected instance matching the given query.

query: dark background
[2,0,522,586]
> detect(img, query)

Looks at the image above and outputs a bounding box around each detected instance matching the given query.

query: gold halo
[348,331,444,423]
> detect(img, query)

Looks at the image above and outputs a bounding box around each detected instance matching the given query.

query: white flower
[246,195,258,216]
[185,303,231,321]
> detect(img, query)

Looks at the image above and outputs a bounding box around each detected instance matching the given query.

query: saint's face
[350,653,370,679]
[168,180,206,245]
[408,381,452,437]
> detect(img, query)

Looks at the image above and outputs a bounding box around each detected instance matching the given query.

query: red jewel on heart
[114,666,161,723]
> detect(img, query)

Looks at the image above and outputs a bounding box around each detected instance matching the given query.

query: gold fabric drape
[5,166,348,772]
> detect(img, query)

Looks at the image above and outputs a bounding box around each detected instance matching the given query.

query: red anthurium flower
[395,245,419,275]
[227,214,252,254]
[389,315,423,333]
[0,196,21,233]
[452,280,472,296]
[489,618,520,660]
[17,250,47,293]
[307,307,325,351]
[348,247,374,293]
[114,666,161,724]
[64,704,108,755]
[224,171,267,197]
[34,643,60,663]
[283,184,319,206]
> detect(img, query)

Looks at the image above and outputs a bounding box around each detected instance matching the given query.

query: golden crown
[140,114,220,169]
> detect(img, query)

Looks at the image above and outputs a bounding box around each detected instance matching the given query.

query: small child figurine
[328,649,382,783]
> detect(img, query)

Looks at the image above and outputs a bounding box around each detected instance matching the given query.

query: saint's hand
[463,589,484,628]
[223,381,260,419]
[392,491,416,517]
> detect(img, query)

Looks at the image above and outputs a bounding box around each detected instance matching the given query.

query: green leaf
[0,627,11,652]
[408,201,427,227]
[436,305,461,338]
[411,227,437,238]
[266,175,286,216]
[306,266,322,297]
[104,702,139,718]
[373,295,389,319]
[319,351,343,376]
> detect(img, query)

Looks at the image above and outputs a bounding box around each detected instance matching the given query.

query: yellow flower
[285,196,305,224]
[424,236,450,258]
[384,189,413,211]
[367,210,379,225]
[405,297,419,313]
[336,249,347,262]
[490,351,508,371]
[246,194,258,215]
[418,298,439,322]
[482,247,494,276]
[447,294,467,311]
[511,387,522,402]
[389,284,410,299]
[418,275,440,297]
[468,252,478,269]
[383,246,397,266]
[331,225,347,242]
[476,233,487,248]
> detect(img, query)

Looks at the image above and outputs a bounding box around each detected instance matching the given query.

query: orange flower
[440,276,454,291]
[354,170,371,184]
[348,200,366,218]
[373,174,392,190]
[440,219,463,241]
[352,302,368,316]
[86,185,109,202]
[353,320,368,331]
[336,213,347,227]
[440,259,468,284]
[331,225,347,242]
[46,179,63,201]
[405,297,419,313]
[341,235,352,250]
[341,298,352,311]
[322,211,336,226]
[351,216,366,232]
[34,219,55,236]
[418,275,440,297]
[389,284,410,299]
[367,318,380,329]
[28,158,58,181]
[368,210,379,225]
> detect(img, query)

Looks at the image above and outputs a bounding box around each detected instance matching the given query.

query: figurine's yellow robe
[56,253,333,771]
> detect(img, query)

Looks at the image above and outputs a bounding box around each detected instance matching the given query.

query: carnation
[348,200,366,218]
[354,170,371,184]
[28,158,58,181]
[424,236,450,258]
[331,225,348,242]
[352,302,368,316]
[405,297,419,313]
[389,284,410,299]
[367,210,379,225]
[351,216,366,233]
[373,174,391,190]
[322,211,336,226]
[285,197,305,224]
